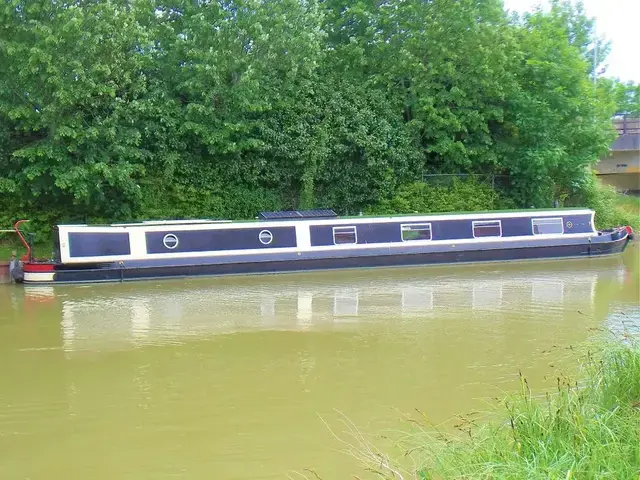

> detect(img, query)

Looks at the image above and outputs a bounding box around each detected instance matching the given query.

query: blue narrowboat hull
[35,230,631,284]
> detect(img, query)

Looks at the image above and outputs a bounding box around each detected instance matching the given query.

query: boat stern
[22,262,57,284]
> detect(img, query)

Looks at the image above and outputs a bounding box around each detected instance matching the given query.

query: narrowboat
[9,208,634,285]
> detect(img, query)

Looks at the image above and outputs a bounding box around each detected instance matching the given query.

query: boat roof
[56,207,594,227]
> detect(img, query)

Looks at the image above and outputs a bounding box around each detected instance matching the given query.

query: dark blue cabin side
[146,226,297,254]
[554,214,593,233]
[309,222,397,246]
[308,213,594,247]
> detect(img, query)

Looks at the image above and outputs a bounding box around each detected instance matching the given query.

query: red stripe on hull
[24,263,56,272]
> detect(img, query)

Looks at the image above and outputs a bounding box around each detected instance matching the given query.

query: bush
[366,178,518,215]
[138,183,286,221]
[0,194,62,256]
[567,174,640,230]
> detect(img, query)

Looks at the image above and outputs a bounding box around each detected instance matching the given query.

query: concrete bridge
[596,116,640,194]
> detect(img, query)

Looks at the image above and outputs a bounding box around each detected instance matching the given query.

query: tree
[0,0,151,224]
[607,80,640,116]
[0,0,628,232]
[495,1,616,207]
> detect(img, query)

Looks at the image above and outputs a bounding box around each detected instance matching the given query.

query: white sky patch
[503,0,640,82]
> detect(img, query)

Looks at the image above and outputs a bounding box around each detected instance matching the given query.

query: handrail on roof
[110,219,232,226]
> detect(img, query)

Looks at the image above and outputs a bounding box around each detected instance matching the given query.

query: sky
[503,0,640,83]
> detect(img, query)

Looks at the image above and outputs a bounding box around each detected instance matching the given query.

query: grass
[615,195,640,230]
[586,179,640,231]
[0,237,52,262]
[0,238,19,261]
[327,334,640,480]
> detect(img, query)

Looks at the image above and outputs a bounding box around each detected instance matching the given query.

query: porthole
[259,230,273,245]
[163,233,179,249]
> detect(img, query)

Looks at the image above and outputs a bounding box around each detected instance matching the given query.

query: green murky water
[1,244,638,479]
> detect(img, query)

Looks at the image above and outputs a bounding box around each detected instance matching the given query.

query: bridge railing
[614,116,640,136]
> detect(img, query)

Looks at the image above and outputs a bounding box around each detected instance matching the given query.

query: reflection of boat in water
[19,258,628,353]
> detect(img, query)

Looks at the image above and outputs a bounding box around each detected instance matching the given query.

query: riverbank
[0,262,8,283]
[617,194,640,229]
[602,189,640,231]
[0,240,13,283]
[349,335,640,479]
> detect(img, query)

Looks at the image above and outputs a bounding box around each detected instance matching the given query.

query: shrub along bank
[566,174,640,231]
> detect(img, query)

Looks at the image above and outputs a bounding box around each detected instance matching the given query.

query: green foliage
[138,183,285,221]
[498,2,616,208]
[366,178,517,215]
[0,0,625,228]
[0,1,151,220]
[0,196,63,245]
[599,79,640,116]
[566,175,640,230]
[0,241,16,260]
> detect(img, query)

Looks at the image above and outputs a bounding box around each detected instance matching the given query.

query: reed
[329,334,640,480]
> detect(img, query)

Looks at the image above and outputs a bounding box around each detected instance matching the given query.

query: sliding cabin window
[532,217,564,235]
[401,223,432,241]
[333,226,357,245]
[472,220,502,238]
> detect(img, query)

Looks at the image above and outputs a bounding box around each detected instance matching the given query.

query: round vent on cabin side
[163,234,179,249]
[259,230,273,245]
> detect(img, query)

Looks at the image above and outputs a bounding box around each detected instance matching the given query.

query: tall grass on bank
[616,194,640,228]
[574,175,640,231]
[329,336,640,480]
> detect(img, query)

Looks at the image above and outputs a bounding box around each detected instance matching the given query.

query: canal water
[1,245,638,479]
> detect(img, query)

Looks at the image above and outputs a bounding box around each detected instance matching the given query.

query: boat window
[333,226,357,245]
[401,223,432,241]
[532,217,564,235]
[259,230,273,245]
[472,220,502,238]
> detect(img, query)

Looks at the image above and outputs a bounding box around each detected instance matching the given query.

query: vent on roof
[258,209,338,220]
